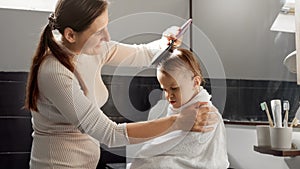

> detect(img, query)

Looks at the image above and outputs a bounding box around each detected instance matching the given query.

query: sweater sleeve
[102,40,163,67]
[38,57,129,147]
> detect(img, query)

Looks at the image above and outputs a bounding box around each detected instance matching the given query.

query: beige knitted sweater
[30,41,159,169]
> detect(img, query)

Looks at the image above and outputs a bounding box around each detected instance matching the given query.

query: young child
[128,48,229,169]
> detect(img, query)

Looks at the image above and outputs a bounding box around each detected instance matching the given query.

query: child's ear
[63,27,77,43]
[193,76,201,86]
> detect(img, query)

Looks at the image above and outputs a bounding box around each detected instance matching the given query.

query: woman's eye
[94,30,103,36]
[95,31,102,36]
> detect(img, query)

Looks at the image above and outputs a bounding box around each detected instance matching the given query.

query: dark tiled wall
[0,72,126,169]
[1,72,300,168]
[102,74,161,123]
[216,79,300,122]
[0,72,32,169]
[103,75,300,122]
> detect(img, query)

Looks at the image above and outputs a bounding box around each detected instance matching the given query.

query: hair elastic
[48,13,57,30]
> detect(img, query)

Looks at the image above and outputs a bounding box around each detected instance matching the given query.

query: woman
[25,0,218,168]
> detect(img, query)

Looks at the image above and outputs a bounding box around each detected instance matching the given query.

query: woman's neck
[61,39,80,55]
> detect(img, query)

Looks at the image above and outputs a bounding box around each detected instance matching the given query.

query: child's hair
[157,48,205,83]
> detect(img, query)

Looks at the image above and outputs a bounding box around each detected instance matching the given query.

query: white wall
[1,0,295,81]
[192,0,296,81]
[0,8,48,71]
[0,0,189,72]
[103,0,190,76]
[226,125,300,169]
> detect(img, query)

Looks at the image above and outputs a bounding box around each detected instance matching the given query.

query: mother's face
[67,9,110,55]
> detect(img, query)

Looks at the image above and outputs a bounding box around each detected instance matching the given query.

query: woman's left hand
[192,103,219,132]
[174,102,219,132]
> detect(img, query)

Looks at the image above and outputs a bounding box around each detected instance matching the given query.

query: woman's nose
[101,28,110,42]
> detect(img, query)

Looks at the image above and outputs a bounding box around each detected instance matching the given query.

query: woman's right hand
[161,26,183,48]
[174,102,219,132]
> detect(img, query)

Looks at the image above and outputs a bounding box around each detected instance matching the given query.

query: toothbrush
[283,100,289,127]
[260,102,274,127]
[290,105,300,127]
[290,117,299,127]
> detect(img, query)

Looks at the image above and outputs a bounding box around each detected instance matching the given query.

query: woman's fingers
[162,26,179,39]
[191,125,214,132]
[195,101,208,108]
[175,102,219,132]
[162,26,183,47]
[190,102,219,132]
[195,113,219,126]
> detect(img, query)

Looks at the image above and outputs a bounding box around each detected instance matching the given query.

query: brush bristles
[260,102,266,111]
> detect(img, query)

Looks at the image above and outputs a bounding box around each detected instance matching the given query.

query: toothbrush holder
[270,127,293,149]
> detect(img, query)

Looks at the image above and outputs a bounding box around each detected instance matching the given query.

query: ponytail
[25,0,108,112]
[25,24,74,112]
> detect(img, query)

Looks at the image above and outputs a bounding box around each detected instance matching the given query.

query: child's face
[157,71,197,108]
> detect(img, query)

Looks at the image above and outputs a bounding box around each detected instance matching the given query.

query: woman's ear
[193,76,201,86]
[63,27,76,43]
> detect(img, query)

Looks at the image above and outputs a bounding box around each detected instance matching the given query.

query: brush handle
[290,117,298,127]
[175,19,192,39]
[284,110,289,127]
[265,106,274,127]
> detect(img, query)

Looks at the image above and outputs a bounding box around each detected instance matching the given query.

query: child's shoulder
[147,100,169,120]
